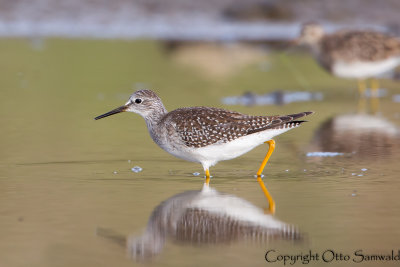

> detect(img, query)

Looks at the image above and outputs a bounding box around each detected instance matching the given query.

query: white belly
[332,57,400,79]
[173,127,294,170]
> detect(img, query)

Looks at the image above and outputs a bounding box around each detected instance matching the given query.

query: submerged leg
[357,80,366,113]
[205,169,210,186]
[256,140,276,214]
[370,78,380,114]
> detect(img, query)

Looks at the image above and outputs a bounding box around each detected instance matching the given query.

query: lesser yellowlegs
[95,90,313,213]
[295,22,400,112]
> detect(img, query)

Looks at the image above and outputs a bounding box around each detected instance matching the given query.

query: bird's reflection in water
[311,113,400,159]
[127,186,302,261]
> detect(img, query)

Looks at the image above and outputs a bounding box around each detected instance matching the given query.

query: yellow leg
[205,169,210,186]
[257,140,275,176]
[257,177,276,214]
[357,80,366,113]
[256,140,276,214]
[370,79,380,114]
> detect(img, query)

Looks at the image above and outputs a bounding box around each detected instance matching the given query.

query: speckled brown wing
[321,30,400,62]
[165,107,312,148]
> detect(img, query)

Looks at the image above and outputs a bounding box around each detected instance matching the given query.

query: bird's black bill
[95,105,128,120]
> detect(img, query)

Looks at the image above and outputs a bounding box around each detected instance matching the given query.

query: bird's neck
[144,108,168,148]
[143,106,167,132]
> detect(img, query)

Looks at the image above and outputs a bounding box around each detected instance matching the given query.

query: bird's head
[293,22,325,46]
[95,89,166,121]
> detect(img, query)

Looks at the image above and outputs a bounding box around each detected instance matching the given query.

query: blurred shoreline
[0,0,399,40]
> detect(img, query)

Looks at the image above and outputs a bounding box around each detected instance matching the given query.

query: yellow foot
[205,169,210,186]
[263,207,275,215]
[256,140,276,214]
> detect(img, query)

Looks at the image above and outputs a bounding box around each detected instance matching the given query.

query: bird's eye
[135,98,142,104]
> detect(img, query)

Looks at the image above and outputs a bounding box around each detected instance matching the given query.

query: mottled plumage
[320,30,400,63]
[163,107,310,148]
[297,23,400,78]
[95,89,313,173]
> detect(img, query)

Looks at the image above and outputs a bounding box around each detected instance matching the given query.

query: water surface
[1,39,400,267]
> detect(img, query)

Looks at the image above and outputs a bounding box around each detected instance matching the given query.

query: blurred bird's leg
[357,80,367,113]
[205,169,210,186]
[370,78,380,114]
[256,140,276,214]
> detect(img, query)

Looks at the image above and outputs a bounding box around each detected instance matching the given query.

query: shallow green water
[1,38,400,267]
